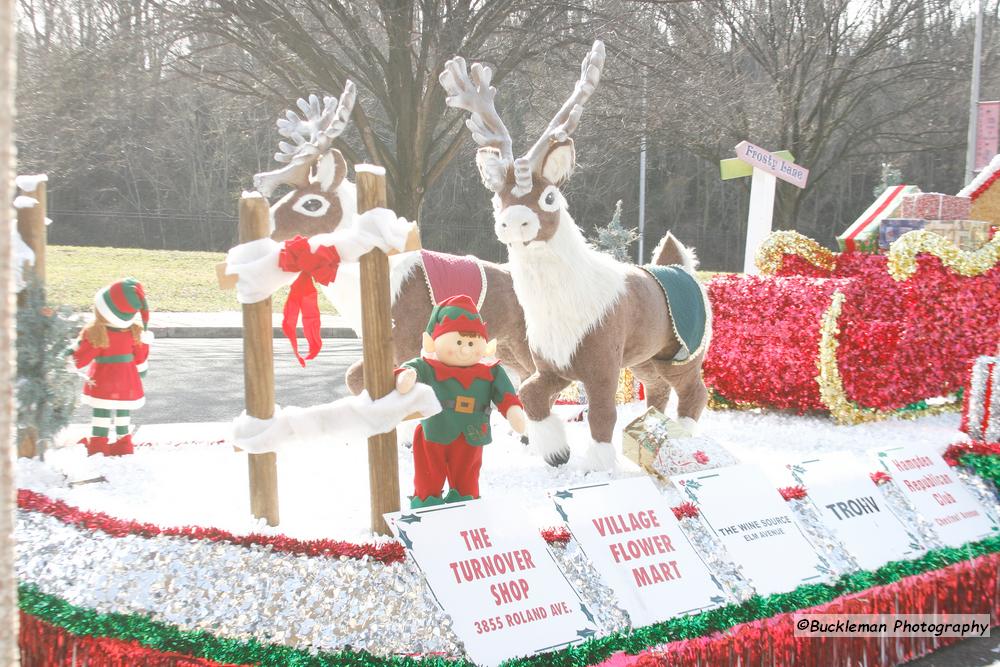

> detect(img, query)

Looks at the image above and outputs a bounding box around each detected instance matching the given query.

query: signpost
[873,444,998,548]
[673,464,831,595]
[721,141,809,275]
[790,454,922,570]
[385,499,598,667]
[551,478,727,626]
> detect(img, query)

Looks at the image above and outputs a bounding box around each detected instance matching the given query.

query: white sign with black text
[789,454,922,570]
[385,499,598,667]
[873,444,998,548]
[551,477,727,627]
[672,464,832,596]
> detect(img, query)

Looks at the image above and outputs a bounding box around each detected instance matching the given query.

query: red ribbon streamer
[278,235,341,366]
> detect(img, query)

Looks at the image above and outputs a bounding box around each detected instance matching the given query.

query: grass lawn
[46,245,320,313]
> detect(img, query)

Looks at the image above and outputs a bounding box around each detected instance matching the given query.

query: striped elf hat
[94,278,149,330]
[425,294,488,339]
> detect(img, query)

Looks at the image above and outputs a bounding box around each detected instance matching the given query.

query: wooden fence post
[15,174,46,459]
[356,165,400,535]
[239,194,279,526]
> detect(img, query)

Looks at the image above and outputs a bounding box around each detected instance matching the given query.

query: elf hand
[395,368,417,394]
[506,405,527,435]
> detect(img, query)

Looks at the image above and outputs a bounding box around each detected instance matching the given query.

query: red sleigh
[703,231,1000,423]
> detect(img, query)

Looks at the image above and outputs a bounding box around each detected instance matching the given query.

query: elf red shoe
[82,436,110,457]
[107,434,134,456]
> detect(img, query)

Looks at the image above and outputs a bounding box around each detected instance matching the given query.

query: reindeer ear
[540,139,576,186]
[313,149,349,191]
[475,147,509,192]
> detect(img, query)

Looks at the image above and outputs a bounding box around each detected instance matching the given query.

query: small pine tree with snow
[874,162,903,198]
[16,280,79,446]
[589,200,639,262]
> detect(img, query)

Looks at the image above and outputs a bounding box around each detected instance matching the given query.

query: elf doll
[71,278,153,456]
[395,294,526,507]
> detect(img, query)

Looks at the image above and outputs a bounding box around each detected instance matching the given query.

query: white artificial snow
[13,196,38,209]
[15,173,47,192]
[12,227,35,292]
[21,406,965,544]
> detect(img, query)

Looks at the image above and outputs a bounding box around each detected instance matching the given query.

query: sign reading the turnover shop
[551,477,727,627]
[385,499,598,667]
[789,454,923,570]
[873,444,998,548]
[672,464,832,596]
[734,140,810,188]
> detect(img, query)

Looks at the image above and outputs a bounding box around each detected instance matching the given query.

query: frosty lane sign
[734,141,809,188]
[385,499,597,667]
[551,478,726,627]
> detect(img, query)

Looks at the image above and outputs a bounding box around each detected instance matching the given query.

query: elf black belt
[442,397,492,415]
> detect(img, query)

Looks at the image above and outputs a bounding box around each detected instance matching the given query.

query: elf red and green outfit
[398,295,522,508]
[71,278,151,457]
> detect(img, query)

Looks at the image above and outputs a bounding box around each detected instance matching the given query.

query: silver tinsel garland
[546,540,631,633]
[675,516,755,602]
[965,356,999,443]
[785,498,860,575]
[874,482,944,551]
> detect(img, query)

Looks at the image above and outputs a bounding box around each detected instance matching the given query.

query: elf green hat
[426,294,488,339]
[95,278,149,330]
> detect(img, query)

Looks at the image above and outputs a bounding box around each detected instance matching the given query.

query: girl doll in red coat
[71,278,152,456]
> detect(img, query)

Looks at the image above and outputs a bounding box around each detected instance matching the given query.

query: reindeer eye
[293,194,331,217]
[538,185,560,212]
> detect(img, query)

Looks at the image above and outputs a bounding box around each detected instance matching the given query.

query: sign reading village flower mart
[551,477,727,627]
[385,499,598,667]
[873,444,998,548]
[672,464,833,596]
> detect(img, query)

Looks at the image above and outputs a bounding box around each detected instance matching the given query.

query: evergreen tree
[873,162,903,198]
[16,280,79,448]
[589,200,639,262]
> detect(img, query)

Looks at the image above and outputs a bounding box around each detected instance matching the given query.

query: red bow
[278,236,341,366]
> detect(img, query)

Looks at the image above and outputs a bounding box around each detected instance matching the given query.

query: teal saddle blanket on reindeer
[640,264,708,363]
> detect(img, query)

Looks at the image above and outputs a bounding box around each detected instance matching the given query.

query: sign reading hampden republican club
[385,499,598,667]
[789,454,922,570]
[672,464,832,596]
[550,477,727,627]
[873,444,999,548]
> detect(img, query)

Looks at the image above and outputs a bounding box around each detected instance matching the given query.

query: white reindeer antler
[521,41,605,176]
[440,57,514,192]
[254,81,357,197]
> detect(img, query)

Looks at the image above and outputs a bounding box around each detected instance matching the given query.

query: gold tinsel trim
[755,231,837,276]
[815,290,885,425]
[887,230,1000,282]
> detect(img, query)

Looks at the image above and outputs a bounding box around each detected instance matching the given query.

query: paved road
[71,338,362,424]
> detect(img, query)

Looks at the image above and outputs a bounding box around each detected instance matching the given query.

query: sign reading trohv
[873,444,998,548]
[789,454,923,570]
[551,477,727,627]
[672,464,832,595]
[385,499,598,667]
[735,140,809,188]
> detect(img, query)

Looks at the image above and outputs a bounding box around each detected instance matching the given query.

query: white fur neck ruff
[506,209,626,369]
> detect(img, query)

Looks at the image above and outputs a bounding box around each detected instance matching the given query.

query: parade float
[13,41,1000,667]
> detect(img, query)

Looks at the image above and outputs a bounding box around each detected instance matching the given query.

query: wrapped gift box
[837,185,920,253]
[879,218,926,249]
[622,407,736,478]
[922,220,993,251]
[899,193,971,220]
[962,356,1000,444]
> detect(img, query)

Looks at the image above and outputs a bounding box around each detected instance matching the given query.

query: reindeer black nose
[521,221,529,227]
[500,222,508,229]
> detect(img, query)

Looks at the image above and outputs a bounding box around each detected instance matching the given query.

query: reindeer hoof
[581,442,617,472]
[544,447,571,467]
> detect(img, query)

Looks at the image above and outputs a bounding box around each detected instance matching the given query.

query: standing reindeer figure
[251,82,536,387]
[440,41,711,469]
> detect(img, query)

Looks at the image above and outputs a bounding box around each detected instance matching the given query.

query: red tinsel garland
[671,503,699,520]
[17,488,575,564]
[705,249,1000,414]
[870,471,893,485]
[596,552,1000,667]
[779,486,808,501]
[19,612,240,667]
[942,441,1000,466]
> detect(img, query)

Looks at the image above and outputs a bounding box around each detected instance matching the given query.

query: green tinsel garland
[19,529,1000,667]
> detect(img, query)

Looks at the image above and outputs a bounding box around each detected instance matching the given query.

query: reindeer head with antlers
[254,82,358,241]
[440,42,604,249]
